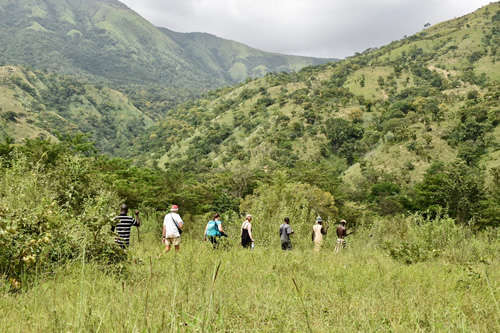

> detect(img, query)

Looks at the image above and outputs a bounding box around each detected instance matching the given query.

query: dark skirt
[241,229,252,248]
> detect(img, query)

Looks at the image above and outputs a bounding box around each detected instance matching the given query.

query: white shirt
[163,212,184,237]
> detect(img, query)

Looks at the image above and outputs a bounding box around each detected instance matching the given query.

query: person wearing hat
[163,205,184,252]
[334,219,353,253]
[311,216,328,252]
[240,214,254,249]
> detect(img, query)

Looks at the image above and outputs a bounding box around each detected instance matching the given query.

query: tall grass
[0,212,498,332]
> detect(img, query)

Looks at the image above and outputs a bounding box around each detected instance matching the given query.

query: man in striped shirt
[112,204,140,248]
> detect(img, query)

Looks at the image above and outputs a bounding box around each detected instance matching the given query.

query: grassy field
[0,214,498,332]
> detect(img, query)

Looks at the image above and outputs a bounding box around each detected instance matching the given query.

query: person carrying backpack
[204,213,227,248]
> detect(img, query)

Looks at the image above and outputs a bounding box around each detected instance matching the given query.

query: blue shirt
[206,220,221,237]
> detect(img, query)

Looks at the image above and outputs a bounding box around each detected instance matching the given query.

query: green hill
[133,3,499,225]
[0,65,153,156]
[161,28,335,83]
[0,0,335,107]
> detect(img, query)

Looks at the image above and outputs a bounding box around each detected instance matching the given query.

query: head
[316,216,323,224]
[213,213,220,220]
[246,214,252,221]
[284,217,290,224]
[171,205,179,213]
[120,204,128,214]
[340,219,346,225]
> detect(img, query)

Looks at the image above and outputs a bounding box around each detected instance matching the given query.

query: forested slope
[135,3,499,227]
[0,0,334,110]
[0,65,153,155]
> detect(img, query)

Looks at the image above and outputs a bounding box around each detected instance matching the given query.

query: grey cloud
[119,0,493,58]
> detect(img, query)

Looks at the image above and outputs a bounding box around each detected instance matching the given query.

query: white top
[163,212,184,237]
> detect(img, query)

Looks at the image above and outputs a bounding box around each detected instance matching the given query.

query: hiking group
[113,204,353,252]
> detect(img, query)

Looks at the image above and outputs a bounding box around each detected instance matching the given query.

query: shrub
[239,172,337,248]
[0,151,123,284]
[375,213,492,264]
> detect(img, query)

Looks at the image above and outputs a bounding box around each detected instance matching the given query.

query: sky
[118,0,494,59]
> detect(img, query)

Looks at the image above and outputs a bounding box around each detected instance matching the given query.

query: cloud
[119,0,493,58]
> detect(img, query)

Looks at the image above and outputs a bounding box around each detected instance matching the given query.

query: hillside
[0,0,334,108]
[161,28,334,83]
[134,3,499,225]
[0,65,153,155]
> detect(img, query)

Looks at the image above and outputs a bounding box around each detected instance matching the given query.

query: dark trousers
[281,240,292,250]
[209,236,219,249]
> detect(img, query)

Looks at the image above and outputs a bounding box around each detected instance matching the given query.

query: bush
[0,150,123,285]
[239,172,337,248]
[374,213,497,264]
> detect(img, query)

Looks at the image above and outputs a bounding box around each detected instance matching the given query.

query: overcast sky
[118,0,493,59]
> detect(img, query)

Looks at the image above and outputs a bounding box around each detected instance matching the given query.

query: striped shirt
[113,214,138,246]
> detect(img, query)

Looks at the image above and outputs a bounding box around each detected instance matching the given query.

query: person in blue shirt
[204,213,227,248]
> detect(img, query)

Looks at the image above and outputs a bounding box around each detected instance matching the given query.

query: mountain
[0,65,153,156]
[161,28,334,83]
[135,3,499,191]
[0,0,335,102]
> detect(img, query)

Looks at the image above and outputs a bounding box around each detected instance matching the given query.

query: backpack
[207,220,221,236]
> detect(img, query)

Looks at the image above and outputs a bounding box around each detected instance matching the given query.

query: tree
[323,118,364,164]
[239,172,337,247]
[414,160,486,224]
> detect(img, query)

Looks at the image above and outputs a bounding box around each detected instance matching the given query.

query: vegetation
[0,65,153,156]
[131,3,500,229]
[0,0,333,111]
[0,209,498,331]
[0,2,498,331]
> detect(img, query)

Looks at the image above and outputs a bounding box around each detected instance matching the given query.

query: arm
[111,217,118,232]
[218,223,225,234]
[162,225,166,243]
[248,224,254,242]
[134,211,141,227]
[321,226,327,235]
[312,228,315,242]
[204,223,209,239]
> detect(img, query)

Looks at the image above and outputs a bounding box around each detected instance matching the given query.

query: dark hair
[213,213,220,220]
[284,217,290,223]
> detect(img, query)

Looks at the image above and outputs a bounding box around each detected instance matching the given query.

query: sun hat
[171,205,179,212]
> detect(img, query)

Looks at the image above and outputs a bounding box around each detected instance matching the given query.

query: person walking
[279,217,294,251]
[163,205,184,252]
[312,216,328,252]
[112,204,140,249]
[204,213,227,249]
[240,214,254,249]
[334,219,354,253]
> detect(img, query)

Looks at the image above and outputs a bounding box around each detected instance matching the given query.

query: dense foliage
[0,2,499,298]
[0,0,332,111]
[0,66,153,156]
